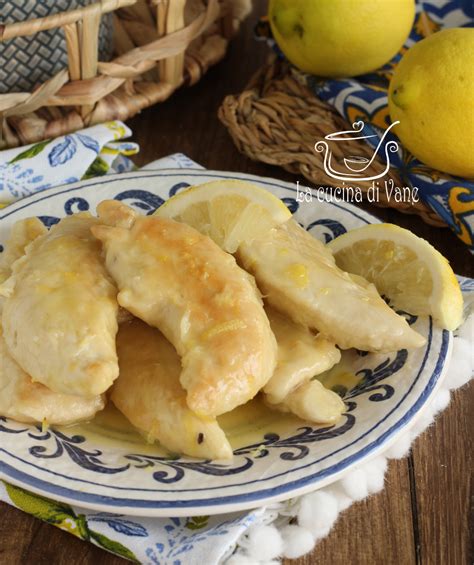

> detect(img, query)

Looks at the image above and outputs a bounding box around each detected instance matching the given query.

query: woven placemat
[219,58,445,228]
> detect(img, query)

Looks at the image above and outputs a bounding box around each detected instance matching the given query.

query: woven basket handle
[0,0,136,41]
[98,0,220,79]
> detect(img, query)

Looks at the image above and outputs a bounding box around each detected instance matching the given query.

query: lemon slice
[327,223,463,331]
[155,180,292,253]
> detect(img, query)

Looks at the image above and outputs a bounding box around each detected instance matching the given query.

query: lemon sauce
[59,364,362,457]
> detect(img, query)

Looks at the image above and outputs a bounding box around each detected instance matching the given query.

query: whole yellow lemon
[268,0,415,77]
[389,28,474,178]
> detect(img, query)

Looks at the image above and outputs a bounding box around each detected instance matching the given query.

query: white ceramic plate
[0,169,451,517]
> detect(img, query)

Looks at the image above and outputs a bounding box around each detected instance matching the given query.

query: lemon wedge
[155,179,292,253]
[327,224,463,331]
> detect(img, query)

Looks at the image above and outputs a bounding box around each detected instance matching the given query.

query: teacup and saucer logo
[314,120,399,182]
[296,120,419,204]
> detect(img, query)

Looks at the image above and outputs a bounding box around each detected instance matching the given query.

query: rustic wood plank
[411,383,474,565]
[283,458,417,565]
[0,502,120,564]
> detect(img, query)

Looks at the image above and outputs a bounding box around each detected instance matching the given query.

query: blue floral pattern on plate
[0,170,451,517]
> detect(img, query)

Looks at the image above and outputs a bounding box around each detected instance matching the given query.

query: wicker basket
[219,58,445,227]
[0,0,250,149]
[0,1,114,94]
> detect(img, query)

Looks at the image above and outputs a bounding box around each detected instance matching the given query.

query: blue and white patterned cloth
[0,121,139,204]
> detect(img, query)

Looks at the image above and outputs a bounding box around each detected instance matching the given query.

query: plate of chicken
[0,170,454,516]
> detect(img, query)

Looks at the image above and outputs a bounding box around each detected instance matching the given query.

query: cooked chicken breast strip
[0,218,104,424]
[263,306,341,404]
[0,217,47,282]
[0,213,119,397]
[113,319,232,460]
[271,379,345,425]
[0,325,104,424]
[238,219,426,352]
[92,200,277,417]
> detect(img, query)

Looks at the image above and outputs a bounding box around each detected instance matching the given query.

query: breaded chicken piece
[238,219,426,352]
[263,306,341,404]
[0,213,119,397]
[113,319,232,460]
[92,200,277,417]
[0,218,104,424]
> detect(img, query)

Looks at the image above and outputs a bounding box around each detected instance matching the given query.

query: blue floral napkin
[0,121,138,204]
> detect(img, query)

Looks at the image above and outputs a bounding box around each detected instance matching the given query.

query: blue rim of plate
[0,170,452,514]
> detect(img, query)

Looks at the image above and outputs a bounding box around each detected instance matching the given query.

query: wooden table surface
[0,3,472,564]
